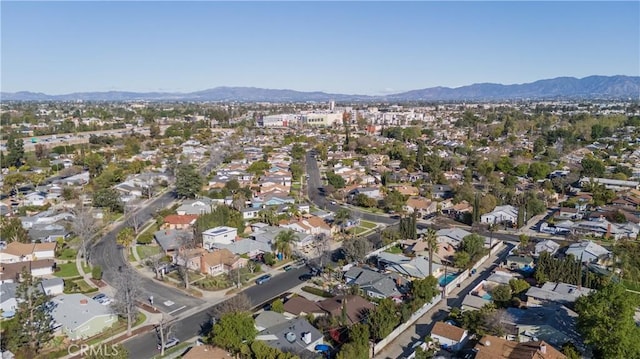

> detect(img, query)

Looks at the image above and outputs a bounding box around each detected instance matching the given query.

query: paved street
[91,191,205,314]
[123,266,309,358]
[373,244,513,359]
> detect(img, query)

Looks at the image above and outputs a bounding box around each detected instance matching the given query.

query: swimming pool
[439,273,457,286]
[482,293,493,301]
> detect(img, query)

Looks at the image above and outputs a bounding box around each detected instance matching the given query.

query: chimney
[302,332,312,345]
[606,223,611,238]
[540,343,547,354]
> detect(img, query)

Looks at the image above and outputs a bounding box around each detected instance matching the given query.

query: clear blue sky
[1,1,638,95]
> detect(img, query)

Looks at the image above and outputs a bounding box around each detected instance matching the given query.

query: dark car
[298,273,313,281]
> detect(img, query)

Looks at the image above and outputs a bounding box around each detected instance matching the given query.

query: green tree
[581,156,606,177]
[509,278,530,295]
[334,208,352,229]
[383,190,406,213]
[270,298,284,313]
[342,236,372,263]
[291,143,306,161]
[562,342,582,359]
[575,283,640,359]
[461,233,487,260]
[289,162,304,180]
[491,284,512,305]
[411,276,439,304]
[246,160,270,176]
[175,164,203,199]
[326,171,346,189]
[368,298,399,341]
[353,193,377,207]
[6,133,25,167]
[527,162,551,180]
[454,251,471,269]
[149,123,160,138]
[0,217,30,243]
[211,311,257,356]
[116,227,135,249]
[6,270,53,357]
[250,340,298,359]
[93,188,124,212]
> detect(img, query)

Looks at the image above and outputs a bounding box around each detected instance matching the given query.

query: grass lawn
[137,245,161,258]
[622,279,640,292]
[291,182,301,190]
[128,247,137,262]
[385,246,403,254]
[360,220,377,229]
[73,279,93,292]
[349,226,369,235]
[81,262,91,275]
[54,262,80,278]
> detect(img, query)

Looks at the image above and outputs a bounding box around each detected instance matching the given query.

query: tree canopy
[175,164,203,199]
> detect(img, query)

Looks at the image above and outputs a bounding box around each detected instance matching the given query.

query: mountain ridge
[2,75,638,102]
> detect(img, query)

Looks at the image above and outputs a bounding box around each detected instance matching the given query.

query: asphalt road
[90,190,205,314]
[305,151,398,226]
[124,266,310,358]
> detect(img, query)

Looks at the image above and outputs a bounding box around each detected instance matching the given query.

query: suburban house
[0,283,17,314]
[49,294,118,340]
[431,184,453,199]
[430,322,469,351]
[317,295,375,325]
[254,311,290,332]
[376,252,443,279]
[202,226,238,249]
[255,317,324,357]
[474,336,566,359]
[176,198,218,216]
[505,255,534,270]
[41,277,64,296]
[404,197,437,216]
[162,214,198,230]
[534,240,561,257]
[436,227,474,248]
[0,242,56,263]
[525,282,594,307]
[153,229,192,255]
[579,177,640,191]
[344,266,407,300]
[0,260,56,283]
[282,296,324,319]
[279,215,332,237]
[214,238,272,259]
[565,241,611,264]
[349,187,382,200]
[28,224,70,243]
[481,205,519,226]
[240,207,261,220]
[197,249,247,277]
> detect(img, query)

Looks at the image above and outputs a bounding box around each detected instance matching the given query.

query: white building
[202,226,238,249]
[301,113,341,127]
[481,205,518,225]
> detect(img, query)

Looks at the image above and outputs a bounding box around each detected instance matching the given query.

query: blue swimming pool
[482,293,493,301]
[439,273,457,286]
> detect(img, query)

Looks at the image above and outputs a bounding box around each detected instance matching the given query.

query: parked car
[298,273,313,281]
[92,293,112,306]
[255,274,272,285]
[283,264,293,272]
[157,337,180,350]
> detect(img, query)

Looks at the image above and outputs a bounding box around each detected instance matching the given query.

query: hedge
[301,286,334,298]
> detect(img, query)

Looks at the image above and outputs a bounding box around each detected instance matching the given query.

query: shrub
[137,232,154,245]
[92,265,103,280]
[301,286,334,298]
[263,252,276,266]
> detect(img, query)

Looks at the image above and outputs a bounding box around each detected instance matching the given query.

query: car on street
[283,264,293,271]
[298,273,313,281]
[157,337,180,350]
[255,274,272,285]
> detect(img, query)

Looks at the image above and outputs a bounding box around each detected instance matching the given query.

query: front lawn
[54,262,80,278]
[360,220,377,229]
[137,245,161,259]
[385,245,403,255]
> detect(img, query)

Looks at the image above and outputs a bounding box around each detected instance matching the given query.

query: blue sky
[1,1,638,95]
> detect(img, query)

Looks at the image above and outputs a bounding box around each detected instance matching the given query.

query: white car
[92,293,112,306]
[158,337,180,350]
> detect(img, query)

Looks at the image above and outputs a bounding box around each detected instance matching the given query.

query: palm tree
[422,228,438,277]
[274,229,296,260]
[334,208,351,234]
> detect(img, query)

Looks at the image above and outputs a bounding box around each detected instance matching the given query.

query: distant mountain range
[2,75,638,102]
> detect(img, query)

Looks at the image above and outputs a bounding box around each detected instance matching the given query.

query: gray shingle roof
[49,294,115,331]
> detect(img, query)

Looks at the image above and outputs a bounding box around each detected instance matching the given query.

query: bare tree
[175,232,197,290]
[313,233,331,268]
[147,253,167,280]
[156,315,175,357]
[71,207,100,266]
[112,267,141,336]
[126,209,143,235]
[246,260,258,274]
[211,293,252,319]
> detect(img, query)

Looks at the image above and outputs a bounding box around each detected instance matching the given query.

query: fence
[372,294,443,355]
[443,269,469,296]
[365,241,399,259]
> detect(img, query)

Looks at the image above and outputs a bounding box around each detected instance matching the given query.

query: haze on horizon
[1,1,638,96]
